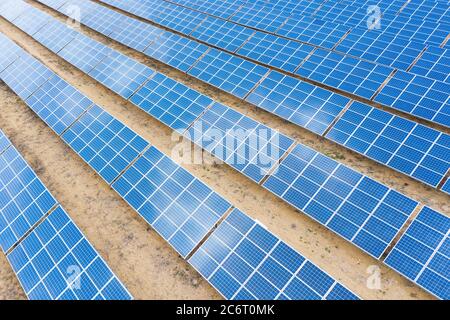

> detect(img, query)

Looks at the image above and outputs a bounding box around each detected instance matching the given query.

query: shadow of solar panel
[144,31,208,72]
[130,72,213,133]
[296,49,393,99]
[112,146,232,257]
[263,144,419,258]
[410,46,449,83]
[58,33,113,74]
[33,19,78,54]
[191,16,254,53]
[0,32,24,73]
[237,31,314,73]
[188,49,269,99]
[25,74,94,135]
[384,206,449,300]
[61,105,149,184]
[327,102,450,188]
[0,130,11,155]
[246,71,350,135]
[189,209,359,300]
[0,146,57,252]
[0,54,54,100]
[185,102,294,183]
[88,50,155,99]
[7,206,132,300]
[374,70,450,128]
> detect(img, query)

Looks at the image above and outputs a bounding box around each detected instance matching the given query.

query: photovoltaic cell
[188,49,269,99]
[144,31,208,73]
[185,102,295,183]
[326,102,450,188]
[61,105,149,184]
[410,46,450,84]
[385,206,449,300]
[7,206,132,300]
[33,19,78,54]
[237,31,314,73]
[130,72,213,133]
[399,1,450,24]
[88,50,155,99]
[0,54,53,100]
[190,16,254,53]
[189,208,359,300]
[25,74,94,135]
[263,144,419,258]
[112,146,232,257]
[0,146,57,252]
[296,49,394,99]
[374,70,450,128]
[246,71,350,135]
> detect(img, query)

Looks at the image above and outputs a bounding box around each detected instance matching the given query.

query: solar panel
[25,74,94,136]
[296,49,394,99]
[0,130,11,155]
[237,31,315,73]
[276,15,349,49]
[399,1,450,24]
[7,206,133,300]
[190,16,254,53]
[189,208,359,300]
[335,29,426,71]
[188,49,269,99]
[0,0,29,21]
[442,179,450,195]
[0,146,57,252]
[112,146,232,257]
[173,0,245,19]
[33,19,78,54]
[327,102,450,188]
[155,5,208,36]
[61,105,149,184]
[129,72,214,133]
[88,50,155,99]
[0,54,54,100]
[246,71,350,135]
[58,33,113,74]
[374,70,450,128]
[384,206,449,300]
[4,5,50,36]
[0,32,24,73]
[144,31,209,73]
[35,0,68,10]
[263,144,419,258]
[185,102,294,183]
[410,46,450,84]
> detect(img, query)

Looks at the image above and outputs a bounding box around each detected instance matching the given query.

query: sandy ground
[0,1,448,300]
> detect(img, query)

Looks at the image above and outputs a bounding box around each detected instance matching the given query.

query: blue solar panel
[399,1,450,24]
[0,130,11,155]
[112,146,232,257]
[442,179,450,195]
[155,5,208,36]
[0,54,54,100]
[374,70,450,128]
[246,71,350,135]
[58,33,113,74]
[188,49,269,99]
[0,0,29,21]
[25,74,94,136]
[0,146,57,252]
[237,31,315,73]
[190,16,255,53]
[88,50,155,99]
[144,31,208,73]
[0,32,24,73]
[61,105,149,184]
[263,144,419,258]
[189,208,359,300]
[33,19,78,54]
[276,15,349,49]
[4,5,50,36]
[173,0,245,19]
[185,102,295,183]
[296,49,394,99]
[130,72,214,133]
[385,206,449,300]
[7,206,132,300]
[410,46,450,84]
[327,102,450,188]
[35,0,68,10]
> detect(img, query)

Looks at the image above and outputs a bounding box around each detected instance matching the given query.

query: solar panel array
[189,208,359,300]
[385,206,449,300]
[0,32,359,300]
[0,130,132,300]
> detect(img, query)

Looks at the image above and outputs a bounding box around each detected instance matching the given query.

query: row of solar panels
[0,33,359,301]
[0,130,132,300]
[94,0,450,129]
[23,0,450,192]
[2,4,448,299]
